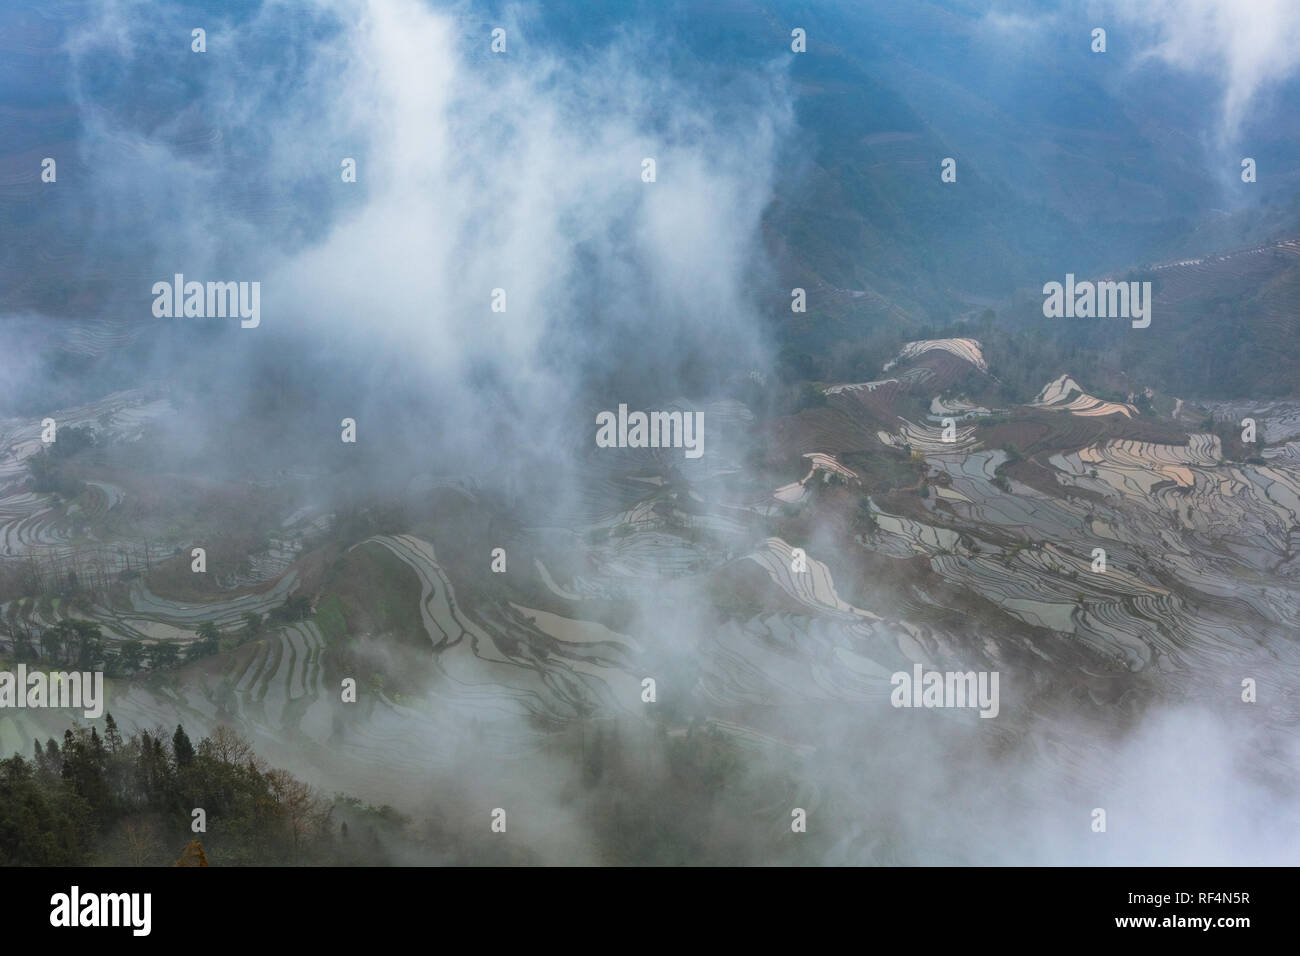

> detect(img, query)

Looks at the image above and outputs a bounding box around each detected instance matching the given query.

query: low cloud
[1105,0,1300,140]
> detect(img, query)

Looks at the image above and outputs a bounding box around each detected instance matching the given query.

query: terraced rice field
[1032,374,1138,418]
[3,338,1298,824]
[355,534,642,721]
[884,337,988,373]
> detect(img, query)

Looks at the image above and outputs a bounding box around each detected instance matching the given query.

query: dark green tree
[119,641,144,672]
[195,621,220,657]
[150,641,180,670]
[103,713,123,753]
[173,725,195,769]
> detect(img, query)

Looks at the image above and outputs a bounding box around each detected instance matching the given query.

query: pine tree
[104,713,123,753]
[173,724,195,769]
[61,730,76,780]
[135,730,155,802]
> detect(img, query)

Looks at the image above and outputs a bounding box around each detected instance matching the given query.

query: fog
[0,0,1297,865]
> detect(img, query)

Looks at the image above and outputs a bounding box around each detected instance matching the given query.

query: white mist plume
[1107,0,1300,140]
